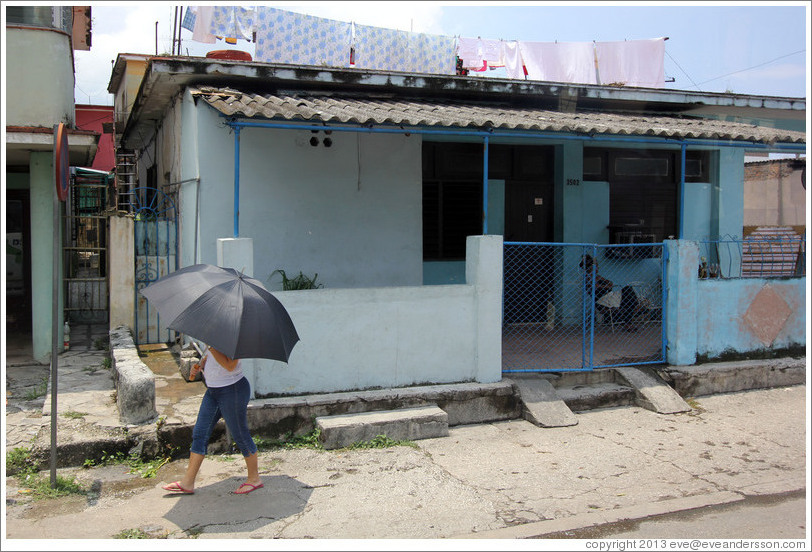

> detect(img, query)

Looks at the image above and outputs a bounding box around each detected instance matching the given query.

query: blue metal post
[233,126,241,237]
[678,143,686,239]
[483,135,489,235]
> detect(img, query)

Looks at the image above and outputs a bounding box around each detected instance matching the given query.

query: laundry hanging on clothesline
[180,6,665,87]
[455,36,666,87]
[181,6,255,45]
[595,38,665,88]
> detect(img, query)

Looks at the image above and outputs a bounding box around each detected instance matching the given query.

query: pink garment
[595,38,665,88]
[192,6,215,44]
[457,37,501,70]
[519,41,597,84]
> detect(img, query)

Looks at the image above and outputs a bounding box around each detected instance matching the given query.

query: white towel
[192,6,215,44]
[519,41,597,84]
[501,40,524,79]
[595,38,665,88]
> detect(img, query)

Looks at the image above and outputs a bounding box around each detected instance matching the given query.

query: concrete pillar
[109,215,135,331]
[665,239,698,365]
[216,237,254,277]
[216,237,256,397]
[465,235,503,383]
[29,151,64,363]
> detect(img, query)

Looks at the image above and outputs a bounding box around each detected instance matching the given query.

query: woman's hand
[189,363,202,381]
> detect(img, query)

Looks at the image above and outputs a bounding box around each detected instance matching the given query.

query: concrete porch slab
[316,404,449,450]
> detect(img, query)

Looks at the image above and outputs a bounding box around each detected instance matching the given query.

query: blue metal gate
[503,242,667,372]
[133,187,178,345]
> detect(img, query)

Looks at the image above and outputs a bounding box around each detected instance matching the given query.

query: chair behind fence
[503,242,666,372]
[699,228,805,280]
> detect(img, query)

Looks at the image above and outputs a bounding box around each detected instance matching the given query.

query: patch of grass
[686,397,707,415]
[269,269,323,290]
[18,473,86,500]
[254,428,324,451]
[113,528,151,539]
[102,357,112,370]
[82,450,171,479]
[6,447,38,476]
[340,434,419,451]
[93,337,109,351]
[63,411,88,420]
[23,377,48,400]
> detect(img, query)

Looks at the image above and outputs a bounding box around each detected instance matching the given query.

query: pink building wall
[75,104,115,171]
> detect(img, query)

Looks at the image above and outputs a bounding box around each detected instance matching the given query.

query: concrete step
[554,382,636,412]
[511,377,578,428]
[316,404,449,450]
[615,366,691,414]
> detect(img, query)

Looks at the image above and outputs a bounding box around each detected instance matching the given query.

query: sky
[71,1,809,106]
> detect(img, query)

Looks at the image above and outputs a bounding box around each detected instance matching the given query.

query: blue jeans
[190,376,258,457]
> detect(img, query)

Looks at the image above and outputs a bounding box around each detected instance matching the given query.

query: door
[502,146,555,325]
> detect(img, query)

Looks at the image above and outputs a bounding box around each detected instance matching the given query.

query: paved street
[4,384,807,543]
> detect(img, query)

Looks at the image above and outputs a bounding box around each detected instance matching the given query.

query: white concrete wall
[251,235,503,396]
[108,215,135,331]
[5,28,75,127]
[190,102,424,290]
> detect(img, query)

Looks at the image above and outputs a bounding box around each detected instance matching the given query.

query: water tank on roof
[206,50,252,61]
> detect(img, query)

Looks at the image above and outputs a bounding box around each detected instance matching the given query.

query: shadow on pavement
[162,474,312,535]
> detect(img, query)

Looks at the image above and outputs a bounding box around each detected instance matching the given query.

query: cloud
[74,4,174,104]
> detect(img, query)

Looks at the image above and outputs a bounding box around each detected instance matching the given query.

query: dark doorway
[492,145,555,324]
[6,190,32,333]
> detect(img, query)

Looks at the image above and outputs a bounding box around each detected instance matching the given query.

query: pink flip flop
[233,482,264,495]
[162,481,194,494]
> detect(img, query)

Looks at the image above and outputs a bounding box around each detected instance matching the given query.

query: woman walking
[162,345,263,495]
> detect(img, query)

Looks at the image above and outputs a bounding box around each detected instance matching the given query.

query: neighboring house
[5,6,99,362]
[743,158,806,234]
[110,54,806,397]
[75,104,116,172]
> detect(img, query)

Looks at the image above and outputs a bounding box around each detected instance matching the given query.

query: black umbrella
[139,264,300,361]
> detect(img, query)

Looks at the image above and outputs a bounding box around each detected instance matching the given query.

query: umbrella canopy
[140,264,300,361]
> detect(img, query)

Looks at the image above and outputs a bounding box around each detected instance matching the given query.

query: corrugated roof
[191,86,806,145]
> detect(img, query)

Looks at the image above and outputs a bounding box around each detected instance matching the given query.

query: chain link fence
[503,242,666,373]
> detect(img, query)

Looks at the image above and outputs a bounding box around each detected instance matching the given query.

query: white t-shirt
[202,349,243,388]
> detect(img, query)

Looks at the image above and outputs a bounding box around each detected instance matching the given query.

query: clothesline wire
[664,49,700,91]
[694,49,805,87]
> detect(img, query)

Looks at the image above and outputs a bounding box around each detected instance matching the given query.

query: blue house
[110,54,806,398]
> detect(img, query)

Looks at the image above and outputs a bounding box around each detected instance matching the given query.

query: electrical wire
[695,49,805,87]
[665,49,701,91]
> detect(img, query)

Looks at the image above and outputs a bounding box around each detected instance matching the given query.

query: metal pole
[482,136,489,235]
[172,7,178,56]
[234,126,241,237]
[50,131,60,487]
[679,143,686,239]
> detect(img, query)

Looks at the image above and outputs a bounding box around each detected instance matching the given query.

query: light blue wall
[696,279,806,357]
[179,89,201,268]
[716,148,745,239]
[191,103,423,290]
[681,181,713,240]
[665,239,805,363]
